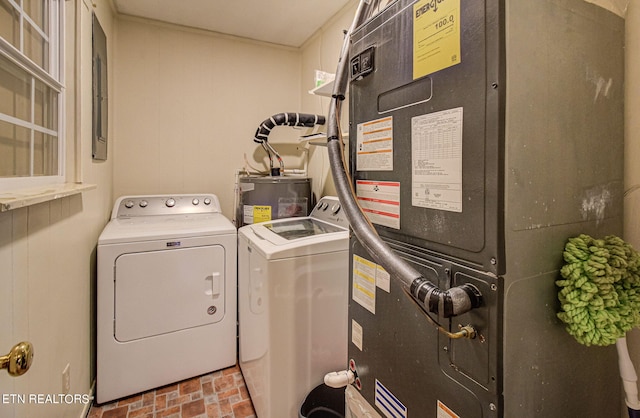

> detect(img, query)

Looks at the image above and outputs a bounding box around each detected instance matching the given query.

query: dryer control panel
[112,194,222,219]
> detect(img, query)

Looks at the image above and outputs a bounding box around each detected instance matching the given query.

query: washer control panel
[112,194,220,219]
[310,196,349,229]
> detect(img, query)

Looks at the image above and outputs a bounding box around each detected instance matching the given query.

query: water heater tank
[236,176,312,227]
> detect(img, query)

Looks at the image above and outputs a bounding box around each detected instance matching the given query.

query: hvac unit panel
[349,238,500,417]
[504,0,624,266]
[347,0,624,417]
[349,0,503,274]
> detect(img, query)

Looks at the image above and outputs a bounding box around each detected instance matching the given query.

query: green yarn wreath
[556,234,640,346]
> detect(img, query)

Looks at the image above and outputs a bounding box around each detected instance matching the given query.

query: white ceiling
[113,0,353,47]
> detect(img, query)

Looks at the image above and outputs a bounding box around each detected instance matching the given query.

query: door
[114,245,226,342]
[0,210,30,418]
[0,211,16,416]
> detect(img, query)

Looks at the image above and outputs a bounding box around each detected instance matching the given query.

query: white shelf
[308,79,348,98]
[299,132,349,147]
[0,183,97,212]
[308,80,335,97]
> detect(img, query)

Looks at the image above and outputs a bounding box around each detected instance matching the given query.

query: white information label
[243,205,254,224]
[356,180,400,230]
[357,116,394,171]
[412,107,463,212]
[351,319,363,351]
[376,265,390,293]
[352,255,377,314]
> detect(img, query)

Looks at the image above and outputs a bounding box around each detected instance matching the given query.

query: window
[0,0,64,190]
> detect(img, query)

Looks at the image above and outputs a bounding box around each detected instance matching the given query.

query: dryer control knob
[192,198,200,205]
[331,204,341,214]
[124,200,134,209]
[139,200,148,208]
[204,198,212,205]
[165,198,176,208]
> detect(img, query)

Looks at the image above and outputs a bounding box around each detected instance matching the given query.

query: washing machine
[238,196,349,418]
[96,194,237,404]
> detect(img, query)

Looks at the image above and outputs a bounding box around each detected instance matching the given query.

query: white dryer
[238,196,350,418]
[97,194,237,404]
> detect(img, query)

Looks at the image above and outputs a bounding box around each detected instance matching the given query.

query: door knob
[0,341,34,377]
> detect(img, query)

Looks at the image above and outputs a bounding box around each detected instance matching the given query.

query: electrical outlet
[62,364,70,394]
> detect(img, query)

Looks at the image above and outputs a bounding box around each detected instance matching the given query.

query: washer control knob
[124,200,134,209]
[192,198,200,205]
[331,204,341,214]
[139,200,148,208]
[322,202,329,211]
[204,198,212,205]
[165,198,176,208]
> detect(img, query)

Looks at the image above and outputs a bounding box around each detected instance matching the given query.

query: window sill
[0,183,97,212]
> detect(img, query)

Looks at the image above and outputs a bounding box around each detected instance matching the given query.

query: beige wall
[624,5,639,243]
[112,17,304,219]
[301,1,358,200]
[0,0,115,417]
[625,2,640,416]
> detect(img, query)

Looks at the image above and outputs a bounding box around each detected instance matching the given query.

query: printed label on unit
[413,0,461,79]
[239,182,255,192]
[243,205,254,224]
[277,197,307,218]
[351,319,363,351]
[376,265,390,292]
[356,180,400,229]
[356,116,394,171]
[437,400,460,418]
[411,107,463,212]
[352,255,377,314]
[375,380,408,418]
[352,255,392,314]
[253,205,272,223]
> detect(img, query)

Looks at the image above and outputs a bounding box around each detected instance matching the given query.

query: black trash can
[299,384,346,418]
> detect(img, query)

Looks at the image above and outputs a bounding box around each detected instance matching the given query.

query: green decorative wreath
[556,234,640,346]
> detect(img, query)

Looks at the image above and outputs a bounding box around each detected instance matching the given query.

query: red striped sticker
[356,180,400,229]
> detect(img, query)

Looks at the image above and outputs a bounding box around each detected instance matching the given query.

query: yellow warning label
[413,0,461,79]
[253,206,272,223]
[352,255,377,314]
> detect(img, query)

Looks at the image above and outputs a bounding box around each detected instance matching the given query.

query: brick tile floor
[88,365,256,418]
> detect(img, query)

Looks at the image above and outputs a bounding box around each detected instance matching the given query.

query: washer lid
[99,213,235,244]
[261,218,344,241]
[239,217,348,259]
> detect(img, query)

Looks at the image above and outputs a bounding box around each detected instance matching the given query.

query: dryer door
[114,245,226,342]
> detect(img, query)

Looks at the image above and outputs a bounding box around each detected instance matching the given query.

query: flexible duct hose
[253,113,326,144]
[325,0,481,318]
[253,112,325,175]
